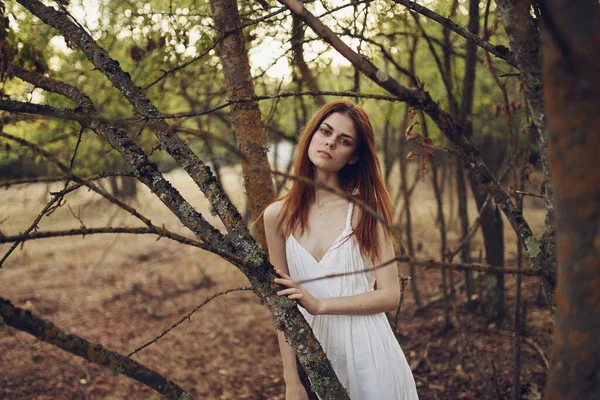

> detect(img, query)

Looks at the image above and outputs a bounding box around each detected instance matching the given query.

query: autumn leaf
[407,132,422,141]
[408,107,418,119]
[406,151,420,160]
[422,138,434,155]
[406,120,421,136]
[420,154,429,170]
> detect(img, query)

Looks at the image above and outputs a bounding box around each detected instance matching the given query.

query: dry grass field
[0,165,552,399]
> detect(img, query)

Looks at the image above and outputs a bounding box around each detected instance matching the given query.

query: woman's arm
[275,221,400,316]
[264,201,307,394]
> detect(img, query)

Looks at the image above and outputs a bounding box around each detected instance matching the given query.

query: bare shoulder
[263,200,284,242]
[264,199,285,221]
[264,199,286,232]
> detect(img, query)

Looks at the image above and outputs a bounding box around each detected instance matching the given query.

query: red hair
[275,99,393,263]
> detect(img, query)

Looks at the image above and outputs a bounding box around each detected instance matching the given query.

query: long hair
[276,99,393,263]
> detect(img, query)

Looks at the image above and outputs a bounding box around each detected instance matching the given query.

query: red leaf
[422,138,434,155]
[406,120,421,135]
[407,132,422,141]
[420,155,429,169]
[406,151,419,160]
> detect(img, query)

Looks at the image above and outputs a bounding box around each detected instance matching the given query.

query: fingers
[273,277,295,287]
[276,269,291,279]
[277,288,298,296]
[276,287,304,300]
[274,270,304,302]
[274,270,297,288]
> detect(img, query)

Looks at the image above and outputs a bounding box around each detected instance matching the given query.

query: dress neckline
[290,201,354,264]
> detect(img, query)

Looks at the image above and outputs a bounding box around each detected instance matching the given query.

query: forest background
[0,0,597,399]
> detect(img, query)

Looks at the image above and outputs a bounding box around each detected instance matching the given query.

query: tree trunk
[291,15,325,107]
[108,174,119,196]
[495,0,557,305]
[542,1,600,398]
[210,0,276,246]
[119,176,137,198]
[468,168,506,322]
[431,151,452,328]
[457,0,479,307]
[456,162,474,304]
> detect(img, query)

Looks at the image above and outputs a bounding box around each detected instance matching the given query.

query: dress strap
[345,201,354,231]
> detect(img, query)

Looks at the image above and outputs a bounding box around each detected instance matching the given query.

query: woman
[263,100,419,400]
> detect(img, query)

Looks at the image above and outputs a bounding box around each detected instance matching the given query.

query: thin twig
[0,226,208,251]
[513,190,543,198]
[393,275,410,331]
[297,253,542,286]
[392,0,516,66]
[142,38,221,91]
[127,287,252,357]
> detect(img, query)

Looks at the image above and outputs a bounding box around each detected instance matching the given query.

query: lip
[318,150,332,159]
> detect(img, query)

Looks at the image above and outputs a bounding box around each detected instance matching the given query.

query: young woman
[263,100,419,400]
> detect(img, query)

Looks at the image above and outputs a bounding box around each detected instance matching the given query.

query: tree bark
[542,1,600,398]
[472,179,506,322]
[209,0,276,246]
[0,297,193,400]
[456,163,474,304]
[291,15,325,107]
[430,149,452,328]
[495,0,557,306]
[466,134,507,321]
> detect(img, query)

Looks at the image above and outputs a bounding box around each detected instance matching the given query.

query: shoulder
[264,199,286,232]
[264,199,285,221]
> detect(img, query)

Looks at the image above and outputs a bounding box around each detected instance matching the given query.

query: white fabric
[286,201,419,400]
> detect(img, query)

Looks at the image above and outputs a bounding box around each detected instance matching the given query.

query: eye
[341,139,350,146]
[320,128,330,135]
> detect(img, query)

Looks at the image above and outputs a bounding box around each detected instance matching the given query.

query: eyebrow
[322,123,355,140]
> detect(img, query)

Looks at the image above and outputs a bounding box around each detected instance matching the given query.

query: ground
[0,166,552,399]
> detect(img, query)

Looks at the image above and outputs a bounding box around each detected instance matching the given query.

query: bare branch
[513,189,543,198]
[128,287,252,358]
[0,297,194,400]
[297,252,542,286]
[0,99,83,120]
[0,227,213,252]
[142,38,221,91]
[0,171,136,189]
[11,63,94,110]
[10,64,233,257]
[392,0,516,67]
[16,0,248,239]
[0,132,153,226]
[0,91,406,126]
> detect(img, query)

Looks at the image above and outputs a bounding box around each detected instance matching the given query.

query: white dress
[285,201,419,400]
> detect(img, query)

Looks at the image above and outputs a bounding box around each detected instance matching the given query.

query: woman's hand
[285,381,309,400]
[274,270,323,315]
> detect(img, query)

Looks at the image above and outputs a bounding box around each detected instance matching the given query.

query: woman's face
[307,112,359,172]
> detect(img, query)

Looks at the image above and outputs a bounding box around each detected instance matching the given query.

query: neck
[313,169,343,206]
